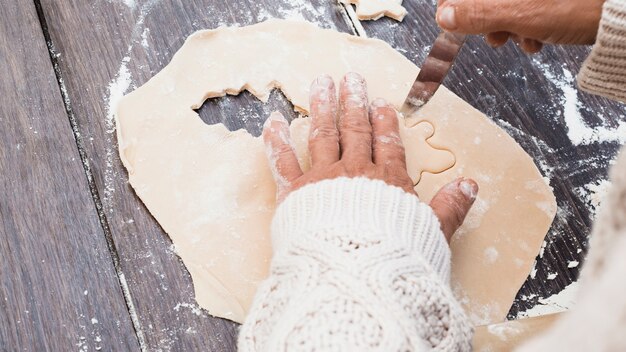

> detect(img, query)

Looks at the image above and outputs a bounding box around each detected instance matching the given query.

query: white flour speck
[174,302,205,317]
[141,28,150,48]
[106,57,132,133]
[122,0,135,9]
[575,178,611,217]
[483,246,499,264]
[568,260,580,268]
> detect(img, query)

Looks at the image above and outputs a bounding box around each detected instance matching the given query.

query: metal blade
[402,31,466,116]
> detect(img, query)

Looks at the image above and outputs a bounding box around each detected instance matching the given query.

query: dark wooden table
[1,0,623,350]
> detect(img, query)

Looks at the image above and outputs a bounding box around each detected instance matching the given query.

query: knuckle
[310,125,338,140]
[274,143,294,156]
[464,1,488,32]
[345,162,373,176]
[341,116,372,135]
[388,171,413,188]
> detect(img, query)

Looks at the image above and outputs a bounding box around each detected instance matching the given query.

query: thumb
[436,0,518,34]
[429,177,479,242]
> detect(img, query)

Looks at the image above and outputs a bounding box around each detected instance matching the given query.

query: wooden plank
[0,1,140,351]
[38,0,353,350]
[350,1,625,317]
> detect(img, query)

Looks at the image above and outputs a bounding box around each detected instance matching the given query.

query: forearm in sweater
[238,177,472,351]
[579,0,626,102]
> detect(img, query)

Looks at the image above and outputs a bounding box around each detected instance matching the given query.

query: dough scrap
[116,20,556,325]
[340,0,407,21]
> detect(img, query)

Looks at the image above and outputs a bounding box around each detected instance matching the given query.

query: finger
[263,112,303,201]
[339,72,372,162]
[485,31,509,48]
[436,0,532,35]
[309,75,340,167]
[370,98,406,169]
[520,38,543,54]
[429,177,479,242]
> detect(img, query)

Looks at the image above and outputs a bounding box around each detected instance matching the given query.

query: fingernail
[371,98,387,108]
[343,72,367,100]
[437,6,457,31]
[460,179,478,200]
[315,74,333,86]
[345,71,363,80]
[344,72,365,87]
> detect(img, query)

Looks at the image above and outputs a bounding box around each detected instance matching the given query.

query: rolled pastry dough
[116,20,556,325]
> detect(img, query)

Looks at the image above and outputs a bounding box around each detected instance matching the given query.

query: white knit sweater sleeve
[578,0,626,101]
[238,177,473,351]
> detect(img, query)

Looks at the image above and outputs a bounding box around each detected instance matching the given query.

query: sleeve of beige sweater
[578,0,626,101]
[517,1,626,350]
[238,177,472,351]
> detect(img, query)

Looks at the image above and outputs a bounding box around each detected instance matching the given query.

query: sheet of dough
[340,0,407,21]
[116,20,556,325]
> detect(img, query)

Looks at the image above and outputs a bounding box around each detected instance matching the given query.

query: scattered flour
[483,246,499,264]
[517,281,579,318]
[141,28,150,49]
[122,0,136,9]
[586,179,611,210]
[106,57,132,133]
[118,272,147,349]
[103,56,132,211]
[173,302,205,317]
[575,178,611,217]
[534,59,626,146]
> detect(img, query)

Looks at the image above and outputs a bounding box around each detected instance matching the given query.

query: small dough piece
[340,0,407,21]
[116,20,556,325]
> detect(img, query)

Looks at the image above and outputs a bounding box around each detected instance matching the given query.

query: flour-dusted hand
[264,72,479,242]
[436,0,605,53]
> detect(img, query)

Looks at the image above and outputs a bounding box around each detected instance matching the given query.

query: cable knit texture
[238,177,472,351]
[578,0,626,101]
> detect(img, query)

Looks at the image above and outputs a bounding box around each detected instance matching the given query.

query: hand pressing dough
[290,119,456,185]
[116,20,556,325]
[340,0,407,21]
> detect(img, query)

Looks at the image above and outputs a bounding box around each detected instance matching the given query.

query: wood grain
[0,1,140,351]
[351,0,625,316]
[37,0,353,350]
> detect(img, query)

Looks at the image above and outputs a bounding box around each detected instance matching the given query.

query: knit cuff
[578,0,626,102]
[271,177,451,282]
